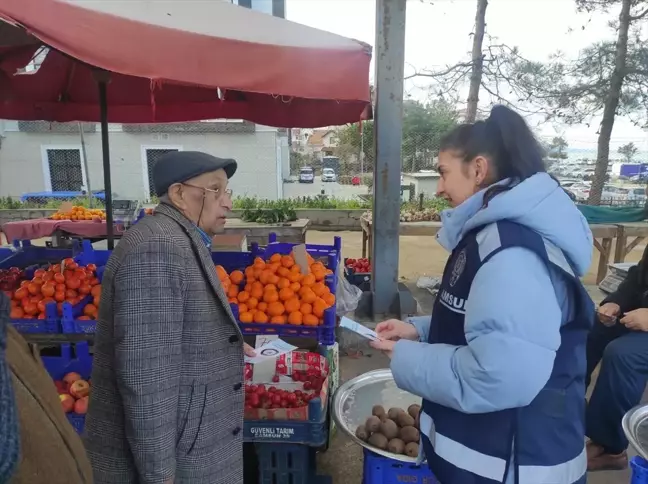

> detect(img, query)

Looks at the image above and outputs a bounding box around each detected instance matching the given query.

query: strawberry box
[244,351,329,422]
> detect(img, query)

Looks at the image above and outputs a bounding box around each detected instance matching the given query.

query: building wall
[0,122,281,201]
[402,174,439,198]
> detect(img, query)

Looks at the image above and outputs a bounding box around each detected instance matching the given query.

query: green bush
[0,196,104,210]
[232,196,370,210]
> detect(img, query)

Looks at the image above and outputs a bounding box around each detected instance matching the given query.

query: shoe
[587,448,628,472]
[586,441,604,460]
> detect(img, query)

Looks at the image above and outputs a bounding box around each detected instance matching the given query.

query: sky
[285,0,648,151]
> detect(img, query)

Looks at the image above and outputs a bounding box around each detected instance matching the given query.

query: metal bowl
[623,404,648,461]
[331,368,422,463]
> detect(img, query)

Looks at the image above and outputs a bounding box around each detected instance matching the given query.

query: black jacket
[603,245,648,312]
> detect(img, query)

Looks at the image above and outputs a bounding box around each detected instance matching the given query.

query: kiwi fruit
[365,416,381,433]
[388,407,404,420]
[405,442,419,457]
[397,412,415,428]
[387,438,405,454]
[379,419,399,440]
[368,432,388,450]
[414,412,420,430]
[400,426,420,444]
[372,405,386,419]
[408,404,421,420]
[355,425,369,441]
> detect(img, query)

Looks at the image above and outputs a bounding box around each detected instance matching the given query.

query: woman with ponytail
[371,105,594,484]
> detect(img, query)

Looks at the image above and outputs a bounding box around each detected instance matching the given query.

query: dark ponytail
[439,105,547,206]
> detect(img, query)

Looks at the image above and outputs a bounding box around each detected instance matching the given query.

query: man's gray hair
[158,193,170,204]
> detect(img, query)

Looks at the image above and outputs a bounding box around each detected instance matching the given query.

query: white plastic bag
[336,263,363,315]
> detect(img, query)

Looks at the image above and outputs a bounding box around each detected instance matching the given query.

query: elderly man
[85,151,254,484]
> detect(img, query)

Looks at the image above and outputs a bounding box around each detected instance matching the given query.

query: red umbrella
[0,0,371,127]
[0,0,372,247]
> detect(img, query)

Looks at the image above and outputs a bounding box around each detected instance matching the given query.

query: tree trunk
[464,0,488,123]
[587,0,631,205]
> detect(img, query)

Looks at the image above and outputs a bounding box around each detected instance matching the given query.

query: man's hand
[243,343,256,357]
[597,302,621,326]
[598,302,621,318]
[621,308,648,332]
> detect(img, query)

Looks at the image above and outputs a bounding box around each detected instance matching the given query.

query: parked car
[571,183,629,202]
[299,167,315,183]
[603,185,629,202]
[627,187,647,204]
[567,182,591,201]
[558,179,582,188]
[322,168,337,182]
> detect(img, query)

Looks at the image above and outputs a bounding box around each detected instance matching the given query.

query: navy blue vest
[421,221,592,484]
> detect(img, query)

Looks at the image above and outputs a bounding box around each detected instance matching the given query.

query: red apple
[54,380,66,393]
[63,372,82,384]
[74,396,89,415]
[59,394,75,413]
[69,379,90,399]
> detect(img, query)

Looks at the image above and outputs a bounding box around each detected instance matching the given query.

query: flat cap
[152,151,237,196]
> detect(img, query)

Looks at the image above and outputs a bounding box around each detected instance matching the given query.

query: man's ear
[167,184,186,209]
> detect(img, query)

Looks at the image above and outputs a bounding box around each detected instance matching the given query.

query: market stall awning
[0,0,372,127]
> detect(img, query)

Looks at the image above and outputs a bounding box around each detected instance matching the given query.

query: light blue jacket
[391,173,593,416]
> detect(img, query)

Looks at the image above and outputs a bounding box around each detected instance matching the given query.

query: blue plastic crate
[232,303,336,346]
[60,266,105,335]
[632,456,648,484]
[41,342,93,435]
[362,449,437,484]
[255,442,331,484]
[212,243,262,272]
[10,301,59,334]
[244,396,328,446]
[0,239,82,270]
[74,240,111,267]
[262,234,341,295]
[344,258,372,290]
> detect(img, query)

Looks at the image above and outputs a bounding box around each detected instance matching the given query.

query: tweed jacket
[84,203,245,484]
[0,293,19,482]
[5,318,93,484]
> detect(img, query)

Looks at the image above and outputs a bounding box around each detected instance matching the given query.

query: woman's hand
[620,309,648,332]
[369,319,420,359]
[374,319,420,341]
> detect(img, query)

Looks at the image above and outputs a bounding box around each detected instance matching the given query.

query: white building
[0,0,291,202]
[402,171,440,198]
[0,120,289,201]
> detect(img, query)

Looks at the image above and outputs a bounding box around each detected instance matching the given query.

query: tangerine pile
[216,252,336,326]
[7,258,102,321]
[50,206,106,221]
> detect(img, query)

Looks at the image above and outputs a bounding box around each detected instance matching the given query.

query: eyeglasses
[182,183,233,199]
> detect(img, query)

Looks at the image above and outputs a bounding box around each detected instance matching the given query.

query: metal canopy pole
[95,72,115,250]
[370,0,408,317]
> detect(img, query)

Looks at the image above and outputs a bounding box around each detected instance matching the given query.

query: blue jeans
[586,321,648,454]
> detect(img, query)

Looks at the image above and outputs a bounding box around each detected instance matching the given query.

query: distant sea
[561,148,648,164]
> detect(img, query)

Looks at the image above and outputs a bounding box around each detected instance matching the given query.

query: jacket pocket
[176,381,207,455]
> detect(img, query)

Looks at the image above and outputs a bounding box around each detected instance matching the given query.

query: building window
[145,148,179,198]
[45,148,84,191]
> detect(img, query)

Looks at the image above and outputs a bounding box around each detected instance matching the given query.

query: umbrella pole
[98,79,115,250]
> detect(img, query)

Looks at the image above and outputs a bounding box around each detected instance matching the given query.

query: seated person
[587,247,648,471]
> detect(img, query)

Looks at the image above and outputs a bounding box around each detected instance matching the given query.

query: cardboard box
[244,351,329,421]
